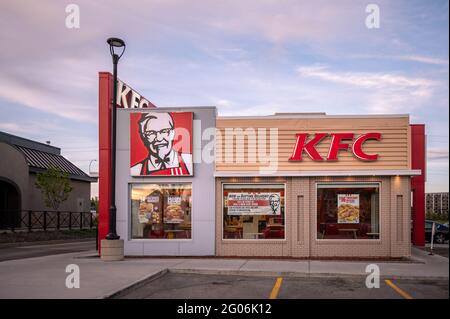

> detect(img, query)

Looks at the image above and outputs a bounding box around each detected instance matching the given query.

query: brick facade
[216,175,411,258]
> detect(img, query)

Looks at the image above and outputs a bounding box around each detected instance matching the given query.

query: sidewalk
[0,247,447,299]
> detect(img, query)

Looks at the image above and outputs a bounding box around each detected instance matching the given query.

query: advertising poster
[130,112,193,176]
[138,201,152,224]
[164,196,184,223]
[227,193,281,215]
[337,194,360,224]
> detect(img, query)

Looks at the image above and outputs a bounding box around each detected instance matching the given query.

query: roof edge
[29,167,96,182]
[0,131,60,155]
[217,114,410,120]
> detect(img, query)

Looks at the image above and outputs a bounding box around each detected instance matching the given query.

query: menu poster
[167,196,182,205]
[227,192,281,215]
[138,201,152,224]
[146,195,160,203]
[337,194,360,224]
[164,196,184,223]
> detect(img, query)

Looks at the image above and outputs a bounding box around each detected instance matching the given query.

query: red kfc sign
[116,79,156,109]
[130,112,193,176]
[289,132,381,161]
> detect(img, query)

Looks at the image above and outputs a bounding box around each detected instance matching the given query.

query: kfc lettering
[116,79,156,109]
[289,132,381,161]
[352,132,382,161]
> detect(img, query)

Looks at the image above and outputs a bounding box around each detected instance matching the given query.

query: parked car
[425,220,449,244]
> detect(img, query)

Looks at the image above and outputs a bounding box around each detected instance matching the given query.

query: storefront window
[223,184,285,240]
[131,183,192,239]
[317,183,380,240]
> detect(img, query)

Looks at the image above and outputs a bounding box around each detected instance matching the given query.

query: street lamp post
[89,159,97,176]
[106,37,126,240]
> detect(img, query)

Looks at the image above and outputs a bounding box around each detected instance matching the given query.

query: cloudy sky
[0,0,448,196]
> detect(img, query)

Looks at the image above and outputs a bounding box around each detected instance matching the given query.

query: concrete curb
[102,269,168,299]
[168,268,449,281]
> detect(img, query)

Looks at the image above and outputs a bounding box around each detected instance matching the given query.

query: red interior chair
[263,228,284,239]
[325,223,339,235]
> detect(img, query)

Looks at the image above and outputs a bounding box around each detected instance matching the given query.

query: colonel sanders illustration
[269,194,281,214]
[130,112,193,176]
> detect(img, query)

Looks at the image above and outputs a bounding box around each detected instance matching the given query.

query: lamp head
[107,37,126,61]
[107,37,125,48]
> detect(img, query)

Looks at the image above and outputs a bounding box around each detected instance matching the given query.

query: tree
[90,196,99,212]
[35,166,73,211]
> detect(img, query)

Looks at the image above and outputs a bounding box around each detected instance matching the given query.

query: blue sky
[0,0,448,196]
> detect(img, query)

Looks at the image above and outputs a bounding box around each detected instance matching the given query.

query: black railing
[0,210,94,232]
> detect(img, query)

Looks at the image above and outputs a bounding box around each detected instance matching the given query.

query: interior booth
[115,106,216,256]
[214,114,421,258]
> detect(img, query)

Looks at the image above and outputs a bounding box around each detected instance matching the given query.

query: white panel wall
[115,107,216,256]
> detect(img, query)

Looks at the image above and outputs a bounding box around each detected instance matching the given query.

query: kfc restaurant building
[98,73,426,259]
[215,115,425,258]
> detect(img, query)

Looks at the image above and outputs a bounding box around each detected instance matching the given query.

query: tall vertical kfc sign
[115,79,156,109]
[289,132,382,161]
[98,73,156,250]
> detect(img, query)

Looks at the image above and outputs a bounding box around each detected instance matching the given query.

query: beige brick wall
[389,176,412,257]
[216,175,411,258]
[216,177,289,257]
[216,116,411,171]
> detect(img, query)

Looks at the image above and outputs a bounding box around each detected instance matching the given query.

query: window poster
[227,192,281,215]
[167,196,182,205]
[138,201,153,224]
[337,194,360,224]
[164,196,184,224]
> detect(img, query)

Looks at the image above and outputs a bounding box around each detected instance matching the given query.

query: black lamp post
[106,37,126,240]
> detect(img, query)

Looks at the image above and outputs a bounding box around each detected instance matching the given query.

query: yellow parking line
[269,277,283,299]
[385,279,413,299]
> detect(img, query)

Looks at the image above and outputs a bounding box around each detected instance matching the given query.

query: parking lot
[113,272,449,299]
[420,244,449,258]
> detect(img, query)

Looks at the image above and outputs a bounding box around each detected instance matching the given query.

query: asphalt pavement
[0,240,96,262]
[421,244,449,258]
[113,272,449,299]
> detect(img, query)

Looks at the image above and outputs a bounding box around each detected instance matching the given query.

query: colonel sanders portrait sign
[130,112,193,176]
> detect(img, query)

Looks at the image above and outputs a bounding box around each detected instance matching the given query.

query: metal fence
[0,210,95,232]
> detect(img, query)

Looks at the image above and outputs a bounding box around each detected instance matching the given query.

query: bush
[426,212,449,223]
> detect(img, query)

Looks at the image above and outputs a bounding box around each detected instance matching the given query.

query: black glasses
[143,128,173,141]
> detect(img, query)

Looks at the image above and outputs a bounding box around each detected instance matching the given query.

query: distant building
[0,131,96,229]
[426,192,449,216]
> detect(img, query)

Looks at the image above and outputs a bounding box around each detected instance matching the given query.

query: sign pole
[429,221,435,255]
